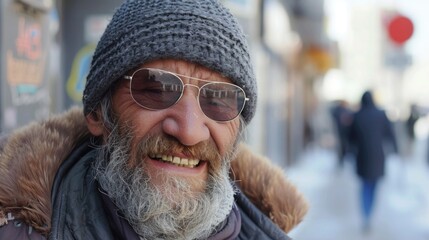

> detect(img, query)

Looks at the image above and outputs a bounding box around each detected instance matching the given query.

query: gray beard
[93,128,236,240]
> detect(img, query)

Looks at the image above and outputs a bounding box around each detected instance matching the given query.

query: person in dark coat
[406,104,419,141]
[330,100,354,168]
[349,90,398,231]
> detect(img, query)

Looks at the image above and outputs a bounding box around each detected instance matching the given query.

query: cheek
[113,93,165,139]
[210,119,240,155]
[112,110,167,166]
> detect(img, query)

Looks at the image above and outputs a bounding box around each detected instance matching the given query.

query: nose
[162,88,210,146]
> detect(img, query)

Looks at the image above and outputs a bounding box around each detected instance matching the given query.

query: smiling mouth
[148,154,201,168]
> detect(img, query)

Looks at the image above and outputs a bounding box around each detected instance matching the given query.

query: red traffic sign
[387,15,414,45]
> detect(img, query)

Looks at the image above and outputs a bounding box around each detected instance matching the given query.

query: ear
[85,111,104,136]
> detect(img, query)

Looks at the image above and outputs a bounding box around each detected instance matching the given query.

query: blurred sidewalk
[286,139,429,240]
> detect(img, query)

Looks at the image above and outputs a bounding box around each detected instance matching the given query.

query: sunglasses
[124,68,249,122]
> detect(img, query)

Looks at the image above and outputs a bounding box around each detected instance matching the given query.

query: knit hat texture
[83,0,257,123]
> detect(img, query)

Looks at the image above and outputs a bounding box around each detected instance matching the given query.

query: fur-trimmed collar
[0,107,307,235]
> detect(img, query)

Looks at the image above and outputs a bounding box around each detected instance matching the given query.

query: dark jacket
[0,107,308,239]
[330,101,353,158]
[349,91,398,180]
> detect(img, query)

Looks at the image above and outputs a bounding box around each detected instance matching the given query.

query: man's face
[109,59,240,192]
[89,59,241,239]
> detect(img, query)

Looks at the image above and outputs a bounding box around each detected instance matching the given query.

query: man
[330,100,353,168]
[0,0,307,239]
[349,90,398,232]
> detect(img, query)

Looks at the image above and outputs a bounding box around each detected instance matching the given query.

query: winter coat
[0,107,308,239]
[349,91,398,180]
[330,102,353,158]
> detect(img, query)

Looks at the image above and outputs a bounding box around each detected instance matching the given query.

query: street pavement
[286,139,429,240]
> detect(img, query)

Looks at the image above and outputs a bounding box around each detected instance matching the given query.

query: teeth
[150,154,201,168]
[173,157,181,164]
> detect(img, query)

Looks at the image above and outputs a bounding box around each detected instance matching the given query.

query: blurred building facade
[225,0,336,166]
[0,0,53,132]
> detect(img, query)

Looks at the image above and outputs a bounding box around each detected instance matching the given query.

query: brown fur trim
[0,107,89,235]
[0,210,6,226]
[230,143,308,233]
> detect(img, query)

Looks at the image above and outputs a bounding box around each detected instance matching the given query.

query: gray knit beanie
[83,0,257,123]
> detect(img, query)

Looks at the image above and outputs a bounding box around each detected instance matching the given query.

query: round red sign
[387,15,414,45]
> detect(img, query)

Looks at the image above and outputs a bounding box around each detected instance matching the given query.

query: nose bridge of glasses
[181,83,201,98]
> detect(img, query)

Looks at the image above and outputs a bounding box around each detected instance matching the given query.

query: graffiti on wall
[6,16,48,106]
[66,44,95,102]
[66,16,109,103]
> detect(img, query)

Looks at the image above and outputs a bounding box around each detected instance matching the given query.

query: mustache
[131,134,224,170]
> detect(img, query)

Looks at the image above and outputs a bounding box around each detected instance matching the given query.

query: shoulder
[235,189,291,240]
[230,144,308,235]
[0,107,90,236]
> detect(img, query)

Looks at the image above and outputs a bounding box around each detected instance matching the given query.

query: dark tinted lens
[130,69,183,109]
[199,83,246,121]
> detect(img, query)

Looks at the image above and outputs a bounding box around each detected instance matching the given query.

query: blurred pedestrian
[405,104,420,158]
[330,100,354,168]
[406,104,419,141]
[349,90,398,232]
